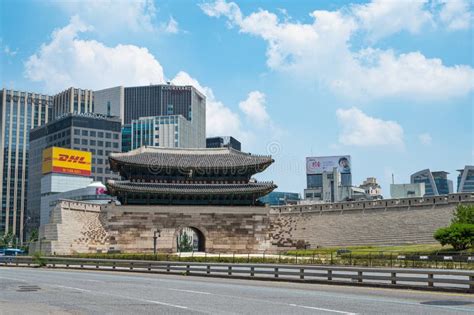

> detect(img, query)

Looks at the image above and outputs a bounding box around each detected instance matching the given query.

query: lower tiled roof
[106,180,277,195]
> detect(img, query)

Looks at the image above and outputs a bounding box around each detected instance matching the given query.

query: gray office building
[28,113,121,232]
[94,86,124,123]
[52,87,94,120]
[0,89,52,241]
[206,136,241,151]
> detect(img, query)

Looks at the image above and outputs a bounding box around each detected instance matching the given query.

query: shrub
[434,223,474,250]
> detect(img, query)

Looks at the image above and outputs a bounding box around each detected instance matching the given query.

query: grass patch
[286,244,473,256]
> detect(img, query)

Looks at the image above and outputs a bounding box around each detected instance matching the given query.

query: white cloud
[162,17,179,34]
[437,0,471,30]
[171,71,246,139]
[3,45,18,57]
[418,133,433,145]
[201,0,474,102]
[336,107,404,147]
[24,16,165,92]
[25,16,248,141]
[352,0,433,41]
[53,0,157,33]
[239,91,270,126]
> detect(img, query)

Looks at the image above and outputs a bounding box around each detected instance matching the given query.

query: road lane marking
[168,288,212,295]
[0,276,28,282]
[289,304,357,315]
[52,284,189,310]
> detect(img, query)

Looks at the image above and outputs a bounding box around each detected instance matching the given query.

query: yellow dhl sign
[42,147,92,176]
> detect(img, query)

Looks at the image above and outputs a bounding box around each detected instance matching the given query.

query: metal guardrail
[2,256,473,293]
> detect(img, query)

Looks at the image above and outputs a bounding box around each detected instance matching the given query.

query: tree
[434,204,474,250]
[178,232,193,252]
[0,232,15,248]
[29,229,39,243]
[451,204,474,224]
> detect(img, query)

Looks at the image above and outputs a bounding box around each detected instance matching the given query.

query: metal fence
[2,256,473,293]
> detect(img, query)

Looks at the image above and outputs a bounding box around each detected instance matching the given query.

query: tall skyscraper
[0,89,52,240]
[122,84,206,150]
[123,84,206,125]
[52,87,94,119]
[410,169,453,196]
[457,165,474,192]
[28,113,122,232]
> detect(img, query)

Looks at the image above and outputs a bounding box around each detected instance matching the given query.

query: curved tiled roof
[106,180,277,195]
[109,146,274,172]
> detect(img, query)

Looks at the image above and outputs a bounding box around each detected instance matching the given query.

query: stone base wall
[103,204,273,254]
[32,194,474,255]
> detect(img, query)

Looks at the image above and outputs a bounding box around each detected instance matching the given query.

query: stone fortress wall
[33,193,474,255]
[268,194,473,248]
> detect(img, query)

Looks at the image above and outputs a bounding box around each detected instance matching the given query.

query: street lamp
[153,230,161,255]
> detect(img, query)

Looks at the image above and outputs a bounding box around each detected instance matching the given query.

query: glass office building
[259,191,300,206]
[0,89,52,241]
[457,165,474,192]
[410,169,453,196]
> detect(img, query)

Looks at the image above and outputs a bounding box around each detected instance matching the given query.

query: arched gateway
[175,227,205,252]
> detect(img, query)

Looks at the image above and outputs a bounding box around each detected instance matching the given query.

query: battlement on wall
[269,193,474,215]
[56,199,102,213]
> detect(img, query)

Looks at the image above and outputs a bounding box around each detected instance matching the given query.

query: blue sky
[0,0,473,196]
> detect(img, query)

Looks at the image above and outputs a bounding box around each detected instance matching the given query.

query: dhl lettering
[57,154,88,164]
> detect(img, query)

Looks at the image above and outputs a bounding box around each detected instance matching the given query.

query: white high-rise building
[131,114,205,149]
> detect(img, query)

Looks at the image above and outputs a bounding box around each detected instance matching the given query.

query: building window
[82,130,88,136]
[98,132,104,138]
[81,139,88,145]
[74,139,80,144]
[74,129,80,135]
[90,131,96,137]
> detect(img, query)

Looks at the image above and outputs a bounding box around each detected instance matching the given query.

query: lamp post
[153,230,161,255]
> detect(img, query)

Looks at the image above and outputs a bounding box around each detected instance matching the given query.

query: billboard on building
[42,147,92,176]
[306,155,351,174]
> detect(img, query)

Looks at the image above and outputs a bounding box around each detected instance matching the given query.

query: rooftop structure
[206,136,241,151]
[359,177,383,199]
[106,146,276,206]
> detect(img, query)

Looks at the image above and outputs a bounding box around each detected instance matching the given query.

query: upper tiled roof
[109,146,274,171]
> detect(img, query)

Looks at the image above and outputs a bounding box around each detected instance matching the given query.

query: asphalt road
[0,267,473,314]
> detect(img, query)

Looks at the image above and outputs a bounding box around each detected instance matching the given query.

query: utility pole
[153,230,161,255]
